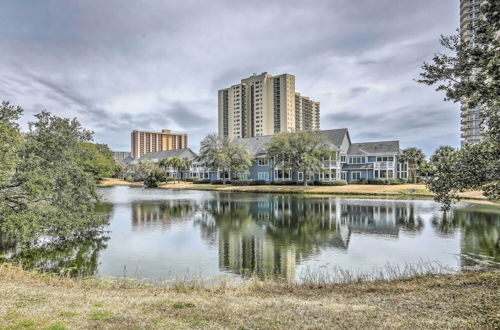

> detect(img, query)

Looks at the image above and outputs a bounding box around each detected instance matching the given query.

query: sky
[0,0,461,156]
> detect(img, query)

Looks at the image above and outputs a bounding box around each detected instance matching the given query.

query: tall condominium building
[131,129,188,159]
[459,0,483,145]
[295,93,320,131]
[218,72,320,139]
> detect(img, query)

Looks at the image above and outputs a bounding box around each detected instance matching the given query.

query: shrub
[165,177,175,182]
[271,181,297,185]
[231,179,267,186]
[185,177,199,182]
[144,168,166,188]
[367,179,386,185]
[193,179,211,184]
[314,180,347,186]
[125,176,134,182]
[211,179,231,184]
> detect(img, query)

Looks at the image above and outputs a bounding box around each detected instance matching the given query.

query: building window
[348,157,365,164]
[258,172,269,180]
[341,155,346,163]
[341,171,347,180]
[352,172,361,181]
[298,172,303,181]
[257,158,269,166]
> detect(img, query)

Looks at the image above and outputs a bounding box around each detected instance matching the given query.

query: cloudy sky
[0,0,460,155]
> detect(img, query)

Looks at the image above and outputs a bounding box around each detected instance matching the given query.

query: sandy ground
[98,178,498,205]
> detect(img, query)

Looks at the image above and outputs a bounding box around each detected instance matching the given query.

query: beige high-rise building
[295,93,320,131]
[218,72,319,139]
[131,129,188,159]
[459,0,483,145]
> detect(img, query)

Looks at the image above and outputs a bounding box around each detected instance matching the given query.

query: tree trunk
[303,170,308,186]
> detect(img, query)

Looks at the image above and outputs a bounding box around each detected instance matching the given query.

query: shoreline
[0,265,498,329]
[98,178,500,207]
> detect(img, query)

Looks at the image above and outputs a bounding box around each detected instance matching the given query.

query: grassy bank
[0,265,498,329]
[98,178,495,204]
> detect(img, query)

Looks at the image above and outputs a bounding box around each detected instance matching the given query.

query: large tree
[417,0,499,209]
[197,134,252,184]
[266,131,334,186]
[399,147,425,183]
[80,142,118,181]
[0,102,106,244]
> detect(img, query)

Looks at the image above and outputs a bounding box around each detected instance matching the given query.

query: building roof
[123,156,135,164]
[347,141,400,155]
[234,129,347,157]
[136,148,196,163]
[319,128,350,147]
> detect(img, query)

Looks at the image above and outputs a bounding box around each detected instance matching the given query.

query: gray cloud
[0,0,460,155]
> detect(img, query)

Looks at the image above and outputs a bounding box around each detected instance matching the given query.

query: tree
[197,134,252,184]
[80,142,118,181]
[161,157,185,183]
[399,147,425,183]
[144,168,166,188]
[417,0,499,209]
[266,131,334,186]
[0,103,106,245]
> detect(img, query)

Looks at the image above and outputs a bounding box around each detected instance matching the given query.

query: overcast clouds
[0,0,460,155]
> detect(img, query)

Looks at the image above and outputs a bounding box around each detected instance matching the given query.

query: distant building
[459,0,483,145]
[218,72,320,139]
[111,151,131,162]
[131,129,188,159]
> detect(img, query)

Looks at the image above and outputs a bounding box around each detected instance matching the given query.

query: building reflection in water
[131,201,197,231]
[199,195,428,279]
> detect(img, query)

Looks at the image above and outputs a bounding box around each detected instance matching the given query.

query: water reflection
[1,187,498,281]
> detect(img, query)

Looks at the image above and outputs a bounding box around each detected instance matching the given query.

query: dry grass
[97,178,142,187]
[0,264,498,329]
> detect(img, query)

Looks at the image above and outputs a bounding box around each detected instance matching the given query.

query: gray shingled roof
[235,129,347,157]
[347,141,400,155]
[138,148,196,163]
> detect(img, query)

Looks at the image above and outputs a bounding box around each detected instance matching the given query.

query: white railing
[373,161,394,169]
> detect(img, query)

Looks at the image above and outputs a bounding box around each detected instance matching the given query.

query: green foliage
[144,168,167,188]
[367,178,408,185]
[198,134,252,184]
[314,180,347,186]
[192,179,211,184]
[159,157,189,183]
[0,103,106,244]
[266,131,335,186]
[418,1,499,210]
[231,180,267,186]
[399,147,425,183]
[271,181,297,186]
[125,161,156,182]
[80,142,118,181]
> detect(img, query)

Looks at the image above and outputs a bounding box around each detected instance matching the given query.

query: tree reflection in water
[2,192,498,280]
[0,203,114,277]
[432,206,499,270]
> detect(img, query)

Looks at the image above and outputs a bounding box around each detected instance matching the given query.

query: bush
[231,179,267,186]
[144,168,166,188]
[193,179,211,184]
[185,177,199,182]
[314,180,347,186]
[271,181,297,185]
[165,177,175,182]
[367,179,386,185]
[368,178,408,185]
[211,179,231,184]
[125,176,134,182]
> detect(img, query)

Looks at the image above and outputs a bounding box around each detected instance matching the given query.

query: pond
[2,186,499,283]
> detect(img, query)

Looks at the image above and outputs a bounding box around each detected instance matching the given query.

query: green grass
[89,310,114,321]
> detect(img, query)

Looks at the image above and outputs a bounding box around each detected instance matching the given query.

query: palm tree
[400,147,425,183]
[162,157,184,183]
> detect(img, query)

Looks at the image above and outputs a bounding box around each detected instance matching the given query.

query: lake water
[3,186,499,283]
